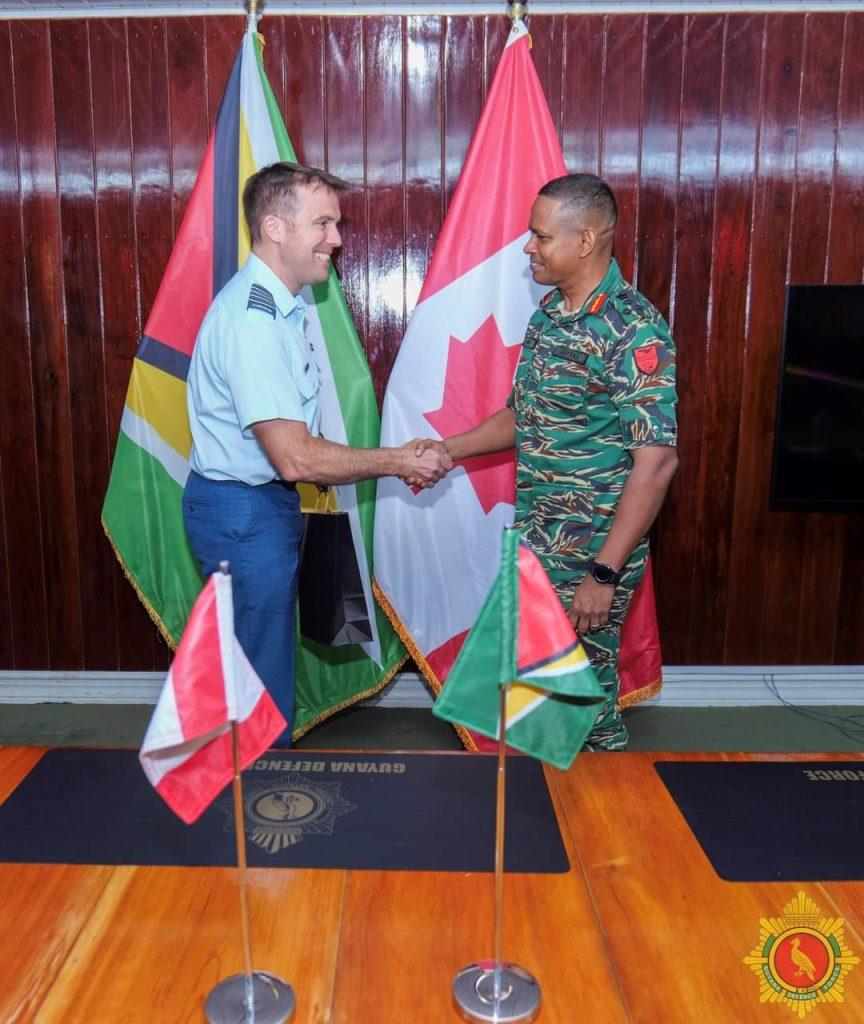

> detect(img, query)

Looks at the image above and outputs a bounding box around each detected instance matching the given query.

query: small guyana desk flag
[433,529,605,770]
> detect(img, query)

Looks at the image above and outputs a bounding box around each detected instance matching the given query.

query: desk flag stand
[205,562,295,1024]
[451,679,541,1024]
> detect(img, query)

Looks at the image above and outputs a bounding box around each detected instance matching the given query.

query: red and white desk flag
[374,19,662,724]
[139,572,285,824]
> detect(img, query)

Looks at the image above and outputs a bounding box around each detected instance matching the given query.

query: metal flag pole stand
[205,564,295,1024]
[451,680,541,1024]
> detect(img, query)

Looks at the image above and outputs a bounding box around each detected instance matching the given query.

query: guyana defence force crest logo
[744,892,859,1019]
[222,773,356,854]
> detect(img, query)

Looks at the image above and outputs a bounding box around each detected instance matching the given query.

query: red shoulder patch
[634,343,659,374]
[588,292,607,315]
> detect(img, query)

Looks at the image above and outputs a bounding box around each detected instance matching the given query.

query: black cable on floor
[762,674,864,746]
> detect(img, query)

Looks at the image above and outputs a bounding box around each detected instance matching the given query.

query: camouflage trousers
[532,536,649,752]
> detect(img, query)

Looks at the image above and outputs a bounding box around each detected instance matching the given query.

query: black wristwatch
[587,559,622,586]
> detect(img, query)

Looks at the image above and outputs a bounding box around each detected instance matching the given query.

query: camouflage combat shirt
[509,257,677,569]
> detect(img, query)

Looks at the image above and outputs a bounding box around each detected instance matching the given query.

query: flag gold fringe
[372,578,477,753]
[290,650,408,741]
[101,514,179,651]
[618,676,662,710]
[103,513,409,741]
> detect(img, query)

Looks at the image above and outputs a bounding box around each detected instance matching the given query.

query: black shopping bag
[298,499,374,646]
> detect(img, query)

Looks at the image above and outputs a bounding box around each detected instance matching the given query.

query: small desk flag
[433,529,605,770]
[140,572,285,824]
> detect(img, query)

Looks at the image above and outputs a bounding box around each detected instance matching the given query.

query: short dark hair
[243,161,349,243]
[538,173,617,228]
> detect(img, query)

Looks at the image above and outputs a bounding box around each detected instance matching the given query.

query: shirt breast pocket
[537,355,590,427]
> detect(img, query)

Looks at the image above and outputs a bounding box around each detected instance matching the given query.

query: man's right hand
[400,439,452,488]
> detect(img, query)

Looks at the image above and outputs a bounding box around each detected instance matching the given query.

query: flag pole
[452,529,541,1024]
[205,563,295,1024]
[231,718,256,1012]
[492,680,509,1004]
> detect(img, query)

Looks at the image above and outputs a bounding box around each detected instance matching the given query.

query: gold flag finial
[246,0,261,31]
[507,2,526,22]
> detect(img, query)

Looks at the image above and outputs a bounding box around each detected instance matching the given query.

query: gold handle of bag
[313,485,338,514]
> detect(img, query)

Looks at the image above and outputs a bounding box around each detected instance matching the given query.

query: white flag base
[453,962,540,1023]
[205,972,295,1024]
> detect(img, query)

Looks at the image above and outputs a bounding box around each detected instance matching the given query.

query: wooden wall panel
[656,13,724,662]
[90,19,159,669]
[0,23,48,669]
[687,14,763,664]
[51,20,118,669]
[726,15,804,663]
[789,14,846,664]
[13,20,84,669]
[1,12,862,671]
[364,17,405,399]
[128,18,174,672]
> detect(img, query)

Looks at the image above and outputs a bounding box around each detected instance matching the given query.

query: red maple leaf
[424,314,520,515]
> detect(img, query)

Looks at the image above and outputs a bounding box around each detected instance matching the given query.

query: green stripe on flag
[102,432,203,644]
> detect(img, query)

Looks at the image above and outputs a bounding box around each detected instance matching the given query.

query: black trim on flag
[517,640,579,677]
[136,334,192,382]
[213,43,242,296]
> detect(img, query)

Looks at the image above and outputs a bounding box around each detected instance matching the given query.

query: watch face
[592,562,617,584]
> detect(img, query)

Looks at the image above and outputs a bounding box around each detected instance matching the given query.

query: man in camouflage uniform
[429,173,678,750]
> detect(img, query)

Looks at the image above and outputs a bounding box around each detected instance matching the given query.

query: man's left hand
[568,576,615,635]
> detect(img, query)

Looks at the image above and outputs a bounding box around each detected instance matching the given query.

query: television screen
[771,285,864,512]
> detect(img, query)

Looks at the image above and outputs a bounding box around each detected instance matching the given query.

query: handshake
[398,438,453,489]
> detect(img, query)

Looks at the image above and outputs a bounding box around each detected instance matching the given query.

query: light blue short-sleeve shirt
[187,253,322,485]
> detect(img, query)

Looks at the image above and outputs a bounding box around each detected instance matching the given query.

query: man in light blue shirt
[184,162,448,747]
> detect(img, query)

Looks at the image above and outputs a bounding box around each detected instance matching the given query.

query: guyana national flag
[433,529,605,770]
[102,25,405,738]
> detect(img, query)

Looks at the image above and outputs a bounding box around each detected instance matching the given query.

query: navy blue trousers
[182,471,303,748]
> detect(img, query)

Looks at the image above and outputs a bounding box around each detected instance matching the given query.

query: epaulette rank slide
[247,282,277,319]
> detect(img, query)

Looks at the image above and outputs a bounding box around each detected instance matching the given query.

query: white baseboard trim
[0,666,862,708]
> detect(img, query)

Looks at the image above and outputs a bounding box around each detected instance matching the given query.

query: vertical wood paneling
[442,16,482,213]
[258,13,286,126]
[2,12,863,671]
[600,15,645,281]
[89,18,158,668]
[789,14,846,664]
[281,17,326,168]
[128,18,174,671]
[560,15,605,176]
[726,15,804,663]
[830,13,864,663]
[166,18,208,231]
[405,16,443,321]
[0,23,49,668]
[51,19,118,668]
[636,16,684,319]
[203,17,238,133]
[13,19,84,669]
[326,17,367,356]
[655,14,724,664]
[529,14,565,141]
[363,17,404,401]
[688,14,763,663]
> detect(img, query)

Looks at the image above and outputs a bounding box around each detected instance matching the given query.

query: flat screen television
[771,285,864,513]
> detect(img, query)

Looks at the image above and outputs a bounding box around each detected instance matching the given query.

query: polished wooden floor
[1,748,862,1023]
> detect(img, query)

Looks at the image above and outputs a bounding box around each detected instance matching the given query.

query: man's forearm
[253,420,441,485]
[289,435,403,485]
[594,448,678,571]
[446,408,516,461]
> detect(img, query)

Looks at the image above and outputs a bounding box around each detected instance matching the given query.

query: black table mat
[655,759,864,881]
[0,748,569,873]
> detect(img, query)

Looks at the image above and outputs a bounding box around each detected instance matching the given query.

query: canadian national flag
[374,20,662,721]
[139,572,286,825]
